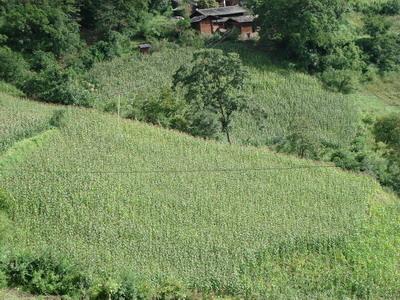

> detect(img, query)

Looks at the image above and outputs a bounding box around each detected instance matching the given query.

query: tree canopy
[173,49,246,143]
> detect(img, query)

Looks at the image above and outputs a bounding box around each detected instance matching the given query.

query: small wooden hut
[138,44,152,54]
[190,6,255,38]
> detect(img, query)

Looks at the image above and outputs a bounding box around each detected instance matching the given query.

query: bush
[140,14,177,40]
[1,253,91,296]
[0,189,12,213]
[360,33,400,73]
[0,270,7,289]
[363,15,392,37]
[178,30,204,48]
[0,47,28,84]
[380,0,400,15]
[22,61,94,107]
[154,278,188,300]
[140,88,189,130]
[93,274,149,300]
[276,116,322,159]
[91,32,131,62]
[374,114,400,152]
[320,67,360,93]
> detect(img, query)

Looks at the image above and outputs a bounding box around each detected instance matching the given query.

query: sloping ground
[0,92,56,154]
[1,94,399,298]
[89,44,359,147]
[364,73,400,113]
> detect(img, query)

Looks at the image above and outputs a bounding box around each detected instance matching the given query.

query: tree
[173,49,246,144]
[374,114,400,193]
[0,1,81,56]
[374,114,400,153]
[80,0,149,37]
[254,0,351,71]
[358,16,400,73]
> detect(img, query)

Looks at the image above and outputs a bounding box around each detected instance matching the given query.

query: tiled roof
[196,5,248,16]
[230,15,255,23]
[191,15,207,23]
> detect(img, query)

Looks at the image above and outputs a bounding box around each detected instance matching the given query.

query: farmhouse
[191,6,256,37]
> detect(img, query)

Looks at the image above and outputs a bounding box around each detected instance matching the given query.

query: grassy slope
[1,93,399,298]
[89,44,359,147]
[0,91,56,154]
[346,9,400,115]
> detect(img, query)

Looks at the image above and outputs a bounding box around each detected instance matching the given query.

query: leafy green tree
[80,0,149,37]
[0,47,29,84]
[173,49,246,143]
[0,1,81,56]
[254,0,351,71]
[277,116,322,159]
[373,114,400,193]
[374,114,400,153]
[358,16,400,73]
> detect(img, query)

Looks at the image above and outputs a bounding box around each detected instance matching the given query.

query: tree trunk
[225,128,231,144]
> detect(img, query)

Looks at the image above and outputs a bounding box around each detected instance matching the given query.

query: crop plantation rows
[89,44,359,148]
[1,94,393,297]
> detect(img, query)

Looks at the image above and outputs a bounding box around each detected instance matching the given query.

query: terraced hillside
[1,92,399,298]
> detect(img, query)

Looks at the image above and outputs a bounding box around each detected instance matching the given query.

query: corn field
[89,44,359,149]
[0,92,55,154]
[0,94,384,296]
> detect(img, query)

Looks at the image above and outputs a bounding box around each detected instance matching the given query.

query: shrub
[320,67,360,93]
[0,188,11,213]
[380,0,400,15]
[374,114,400,152]
[0,270,7,289]
[140,14,177,40]
[140,88,189,130]
[22,63,94,107]
[178,30,204,48]
[154,278,188,300]
[0,47,28,85]
[93,32,131,61]
[1,253,91,296]
[93,274,149,300]
[363,15,392,37]
[276,116,322,159]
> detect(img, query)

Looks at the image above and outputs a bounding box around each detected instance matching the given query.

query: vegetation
[0,0,400,298]
[173,49,247,142]
[0,93,399,298]
[250,0,400,91]
[197,0,219,8]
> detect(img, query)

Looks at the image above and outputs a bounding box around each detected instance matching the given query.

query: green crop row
[0,96,387,297]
